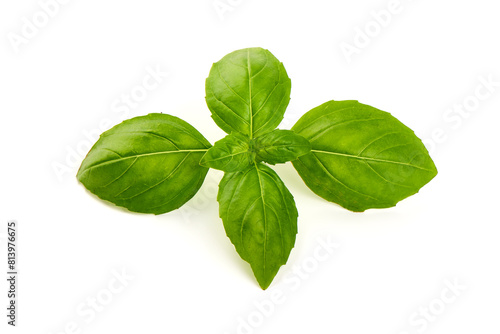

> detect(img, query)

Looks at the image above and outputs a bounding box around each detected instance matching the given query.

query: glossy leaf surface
[218,163,298,289]
[292,100,438,212]
[205,47,291,138]
[77,114,211,214]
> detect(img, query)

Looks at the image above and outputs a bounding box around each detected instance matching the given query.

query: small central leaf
[200,133,255,172]
[254,129,311,165]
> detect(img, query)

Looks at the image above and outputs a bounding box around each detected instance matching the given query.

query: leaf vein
[357,132,402,156]
[216,63,249,105]
[313,153,379,201]
[120,153,191,200]
[308,118,385,142]
[102,157,138,187]
[363,161,412,189]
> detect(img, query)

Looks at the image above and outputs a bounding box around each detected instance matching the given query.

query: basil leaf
[77,113,211,215]
[200,133,254,172]
[255,129,311,165]
[205,47,291,139]
[292,100,438,212]
[218,163,298,289]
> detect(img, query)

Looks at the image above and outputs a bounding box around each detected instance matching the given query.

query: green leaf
[205,47,291,139]
[255,129,311,165]
[77,113,211,215]
[218,163,298,289]
[291,100,438,212]
[200,133,254,172]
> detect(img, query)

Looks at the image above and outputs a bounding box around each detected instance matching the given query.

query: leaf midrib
[80,149,208,174]
[254,163,267,276]
[312,149,433,172]
[247,49,253,139]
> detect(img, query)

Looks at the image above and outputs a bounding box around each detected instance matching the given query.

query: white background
[1,0,499,333]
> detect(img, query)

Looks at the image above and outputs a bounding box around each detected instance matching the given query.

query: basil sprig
[78,47,437,289]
